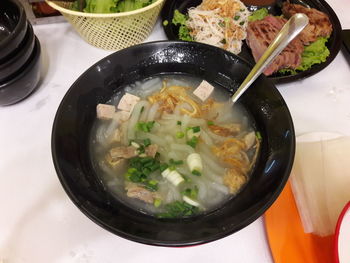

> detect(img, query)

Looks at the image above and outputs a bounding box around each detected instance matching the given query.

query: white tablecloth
[1,1,349,262]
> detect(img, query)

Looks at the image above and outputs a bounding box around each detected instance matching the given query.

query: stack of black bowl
[0,0,41,106]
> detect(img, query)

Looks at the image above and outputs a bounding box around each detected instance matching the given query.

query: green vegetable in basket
[114,0,155,12]
[84,0,117,13]
[72,0,156,13]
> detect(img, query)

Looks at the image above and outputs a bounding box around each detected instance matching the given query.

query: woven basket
[46,0,164,50]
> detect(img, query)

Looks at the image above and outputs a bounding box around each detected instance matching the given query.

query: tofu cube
[193,80,215,102]
[115,110,131,122]
[117,93,140,112]
[96,104,115,120]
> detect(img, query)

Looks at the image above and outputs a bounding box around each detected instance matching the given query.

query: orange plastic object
[265,181,334,263]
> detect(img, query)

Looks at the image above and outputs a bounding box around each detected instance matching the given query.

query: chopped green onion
[183,175,192,182]
[176,131,185,139]
[234,15,240,20]
[218,21,225,27]
[148,180,158,186]
[187,136,199,148]
[140,157,152,164]
[127,167,138,174]
[220,38,227,44]
[142,167,152,176]
[145,180,158,191]
[192,170,201,176]
[154,198,162,207]
[177,121,182,125]
[192,126,200,133]
[256,131,262,140]
[159,163,169,172]
[163,20,169,26]
[169,159,184,166]
[182,186,199,199]
[240,8,245,11]
[157,201,199,218]
[239,21,245,26]
[149,163,160,171]
[143,138,151,147]
[207,120,214,126]
[136,121,155,132]
[127,156,161,188]
[140,106,144,113]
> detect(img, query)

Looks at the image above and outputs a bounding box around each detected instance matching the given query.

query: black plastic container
[0,37,41,106]
[0,0,28,61]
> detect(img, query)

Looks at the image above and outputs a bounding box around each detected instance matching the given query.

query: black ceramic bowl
[51,41,295,247]
[0,37,41,106]
[0,0,28,61]
[0,23,35,82]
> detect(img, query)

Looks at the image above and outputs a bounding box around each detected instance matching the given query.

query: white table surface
[1,1,349,262]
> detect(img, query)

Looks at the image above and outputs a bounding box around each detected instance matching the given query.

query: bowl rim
[0,0,28,52]
[46,0,164,18]
[0,36,41,89]
[51,40,295,246]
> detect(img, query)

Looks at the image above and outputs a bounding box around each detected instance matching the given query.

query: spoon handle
[231,13,309,103]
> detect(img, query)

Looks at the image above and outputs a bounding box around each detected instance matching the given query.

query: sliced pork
[125,183,157,204]
[145,144,158,158]
[109,146,138,160]
[282,2,333,45]
[246,15,304,75]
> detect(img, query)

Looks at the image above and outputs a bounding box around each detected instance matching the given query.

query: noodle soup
[90,75,260,218]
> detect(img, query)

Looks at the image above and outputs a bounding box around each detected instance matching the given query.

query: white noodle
[147,103,159,122]
[181,114,191,131]
[127,100,149,140]
[170,143,195,154]
[139,101,151,122]
[200,129,214,146]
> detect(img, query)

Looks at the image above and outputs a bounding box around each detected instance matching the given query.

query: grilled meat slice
[282,2,333,45]
[246,15,304,75]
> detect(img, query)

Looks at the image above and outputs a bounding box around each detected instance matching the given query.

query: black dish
[0,0,28,61]
[0,23,35,82]
[0,37,41,106]
[161,0,342,84]
[342,29,350,55]
[51,41,295,247]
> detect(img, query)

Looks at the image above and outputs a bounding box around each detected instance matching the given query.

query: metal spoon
[231,13,309,103]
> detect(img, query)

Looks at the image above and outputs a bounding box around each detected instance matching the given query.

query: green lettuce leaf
[248,8,268,22]
[279,37,330,75]
[172,10,193,41]
[84,0,118,13]
[76,0,154,13]
[114,0,154,12]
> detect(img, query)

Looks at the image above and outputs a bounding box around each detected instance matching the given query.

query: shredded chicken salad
[185,0,250,54]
